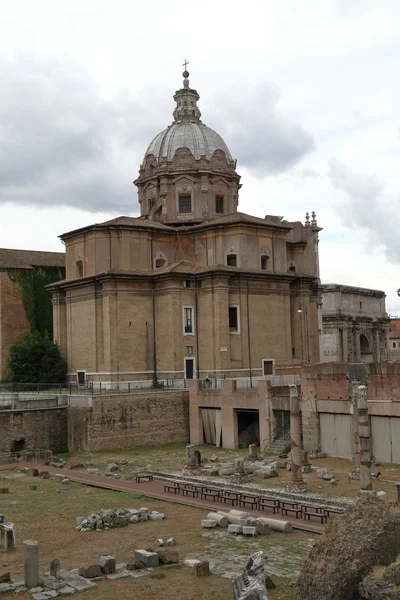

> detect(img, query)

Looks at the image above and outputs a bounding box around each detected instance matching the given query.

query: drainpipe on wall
[152,280,158,385]
[194,275,200,380]
[246,279,253,386]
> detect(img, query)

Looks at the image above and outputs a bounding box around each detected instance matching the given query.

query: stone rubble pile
[200,509,292,535]
[75,507,165,532]
[0,539,183,598]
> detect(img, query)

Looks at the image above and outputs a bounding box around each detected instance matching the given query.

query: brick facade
[0,408,68,454]
[67,391,189,451]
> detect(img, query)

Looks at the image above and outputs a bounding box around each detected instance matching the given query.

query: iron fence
[0,449,53,465]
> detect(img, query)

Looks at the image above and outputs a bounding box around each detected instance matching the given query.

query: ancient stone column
[24,539,39,589]
[356,385,372,491]
[287,385,307,492]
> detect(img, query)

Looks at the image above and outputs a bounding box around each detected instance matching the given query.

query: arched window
[360,334,371,358]
[76,260,83,278]
[227,254,237,267]
[155,258,167,268]
[261,255,269,270]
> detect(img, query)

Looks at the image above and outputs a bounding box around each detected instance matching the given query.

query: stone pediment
[172,174,197,185]
[171,147,197,170]
[210,150,228,171]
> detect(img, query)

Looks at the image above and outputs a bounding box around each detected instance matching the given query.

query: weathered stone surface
[148,511,165,520]
[24,539,40,589]
[377,491,388,501]
[298,495,400,600]
[78,565,102,578]
[27,468,39,477]
[228,524,243,534]
[157,549,179,564]
[316,468,328,478]
[242,526,257,536]
[57,586,76,595]
[201,519,217,528]
[59,569,97,591]
[183,559,201,568]
[256,517,291,533]
[194,561,210,577]
[322,473,334,480]
[206,512,228,527]
[50,559,60,579]
[87,468,100,475]
[134,550,159,569]
[255,519,271,535]
[360,562,400,599]
[166,537,176,545]
[218,467,236,476]
[0,583,12,593]
[98,555,116,574]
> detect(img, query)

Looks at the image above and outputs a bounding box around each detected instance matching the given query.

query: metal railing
[200,378,220,391]
[0,449,53,465]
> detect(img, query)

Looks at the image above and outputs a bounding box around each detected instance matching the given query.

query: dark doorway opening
[237,410,260,448]
[274,410,290,439]
[11,439,25,454]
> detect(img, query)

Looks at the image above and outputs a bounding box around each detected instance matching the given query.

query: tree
[4,331,67,383]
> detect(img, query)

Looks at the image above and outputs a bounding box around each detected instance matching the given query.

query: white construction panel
[371,416,391,463]
[320,413,337,457]
[390,418,400,464]
[335,414,353,459]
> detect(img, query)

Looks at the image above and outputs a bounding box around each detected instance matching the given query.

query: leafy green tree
[4,331,67,383]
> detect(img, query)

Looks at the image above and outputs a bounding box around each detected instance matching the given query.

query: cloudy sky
[1,0,399,312]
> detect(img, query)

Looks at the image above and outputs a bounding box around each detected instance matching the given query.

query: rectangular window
[185,345,193,355]
[179,195,192,213]
[229,306,239,333]
[183,307,193,334]
[216,195,224,214]
[227,254,237,267]
[262,360,274,376]
[184,280,192,288]
[393,342,397,349]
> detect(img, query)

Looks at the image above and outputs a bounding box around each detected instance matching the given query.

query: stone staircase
[263,431,291,455]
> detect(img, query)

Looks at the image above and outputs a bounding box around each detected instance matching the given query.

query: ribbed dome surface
[144,121,233,163]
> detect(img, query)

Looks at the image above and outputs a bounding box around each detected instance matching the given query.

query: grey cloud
[0,55,315,213]
[328,158,400,262]
[206,84,315,176]
[300,168,320,178]
[0,54,168,213]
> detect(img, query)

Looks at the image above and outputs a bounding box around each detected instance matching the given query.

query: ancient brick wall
[0,408,68,453]
[68,391,189,451]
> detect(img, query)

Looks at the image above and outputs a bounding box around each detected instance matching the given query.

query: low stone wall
[68,391,189,451]
[0,408,68,454]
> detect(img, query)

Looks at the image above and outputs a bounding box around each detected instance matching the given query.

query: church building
[48,68,322,385]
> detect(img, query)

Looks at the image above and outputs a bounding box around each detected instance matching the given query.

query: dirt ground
[0,467,308,600]
[1,443,397,600]
[61,442,400,501]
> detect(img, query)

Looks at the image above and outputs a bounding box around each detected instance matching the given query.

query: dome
[142,69,234,166]
[144,121,233,163]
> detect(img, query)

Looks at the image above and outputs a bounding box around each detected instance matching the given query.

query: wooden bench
[303,508,327,524]
[281,502,302,519]
[164,484,180,495]
[325,507,345,517]
[258,497,280,514]
[182,488,199,498]
[201,490,220,502]
[220,491,239,506]
[239,494,259,510]
[135,474,153,483]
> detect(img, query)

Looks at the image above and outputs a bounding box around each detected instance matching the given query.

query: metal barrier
[0,449,53,465]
